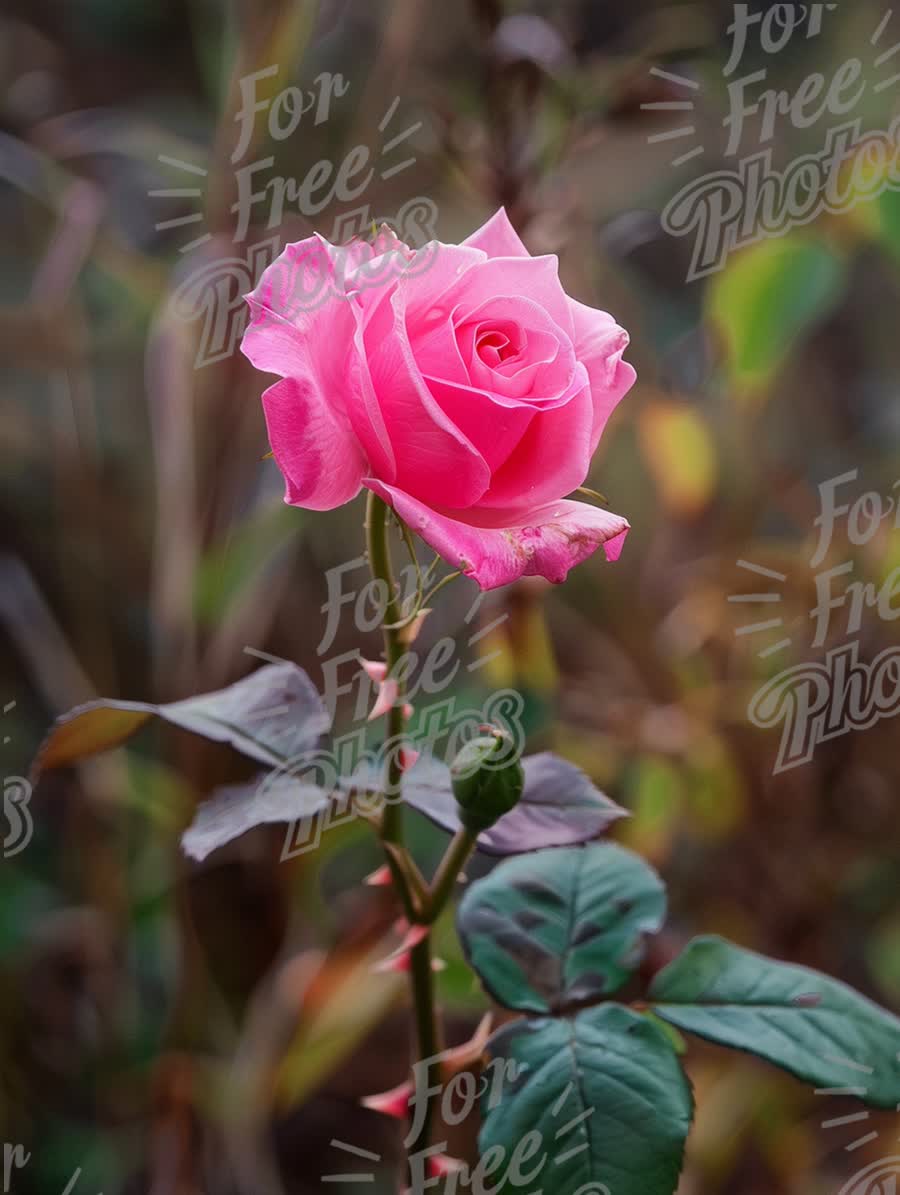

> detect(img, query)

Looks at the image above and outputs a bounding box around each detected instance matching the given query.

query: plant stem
[427,828,478,922]
[366,491,405,845]
[365,490,442,1160]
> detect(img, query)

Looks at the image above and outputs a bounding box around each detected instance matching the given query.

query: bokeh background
[2,0,900,1191]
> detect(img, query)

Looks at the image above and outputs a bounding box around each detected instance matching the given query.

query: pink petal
[391,242,487,322]
[423,373,536,473]
[568,297,637,452]
[462,207,530,258]
[364,481,630,590]
[434,254,574,340]
[477,365,594,509]
[261,377,365,509]
[352,284,491,509]
[242,237,368,510]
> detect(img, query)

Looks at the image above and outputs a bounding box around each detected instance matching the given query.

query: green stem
[365,491,442,1159]
[421,569,462,609]
[366,492,405,845]
[427,828,478,923]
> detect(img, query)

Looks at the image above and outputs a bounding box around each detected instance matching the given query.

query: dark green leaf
[650,936,900,1109]
[457,843,666,1013]
[481,1005,693,1195]
[32,662,330,778]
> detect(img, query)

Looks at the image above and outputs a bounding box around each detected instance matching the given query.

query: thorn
[374,924,429,972]
[372,950,411,974]
[362,1079,414,1119]
[361,658,388,684]
[364,865,393,887]
[368,678,399,722]
[402,702,414,721]
[399,746,419,772]
[431,957,447,972]
[396,923,429,951]
[441,1013,494,1075]
[428,1154,466,1178]
[398,608,432,645]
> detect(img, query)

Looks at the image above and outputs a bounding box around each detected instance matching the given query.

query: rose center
[473,322,525,371]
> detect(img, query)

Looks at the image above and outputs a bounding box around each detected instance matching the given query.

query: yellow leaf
[638,401,718,516]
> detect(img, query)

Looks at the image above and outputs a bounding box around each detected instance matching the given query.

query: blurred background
[2,0,899,1191]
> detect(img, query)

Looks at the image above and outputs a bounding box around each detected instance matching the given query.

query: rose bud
[450,729,524,834]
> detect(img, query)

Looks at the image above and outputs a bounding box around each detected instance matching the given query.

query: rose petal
[423,374,536,472]
[260,376,365,509]
[568,298,637,451]
[454,296,573,401]
[462,207,530,259]
[435,254,575,340]
[364,480,630,590]
[478,364,594,508]
[242,237,371,509]
[354,289,491,509]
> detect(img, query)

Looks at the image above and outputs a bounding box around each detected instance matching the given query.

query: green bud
[450,729,524,834]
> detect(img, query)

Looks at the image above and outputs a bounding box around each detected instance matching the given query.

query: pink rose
[241,208,635,590]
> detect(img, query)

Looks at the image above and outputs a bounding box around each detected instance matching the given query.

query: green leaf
[707,233,846,391]
[875,185,900,263]
[32,662,330,778]
[481,1005,693,1195]
[457,843,666,1013]
[649,936,900,1109]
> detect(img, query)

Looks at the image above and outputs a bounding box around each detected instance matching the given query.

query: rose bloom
[241,209,635,589]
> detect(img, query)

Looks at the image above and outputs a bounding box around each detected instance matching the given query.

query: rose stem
[365,490,442,1161]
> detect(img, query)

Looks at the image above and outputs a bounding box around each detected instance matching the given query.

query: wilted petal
[364,481,629,590]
